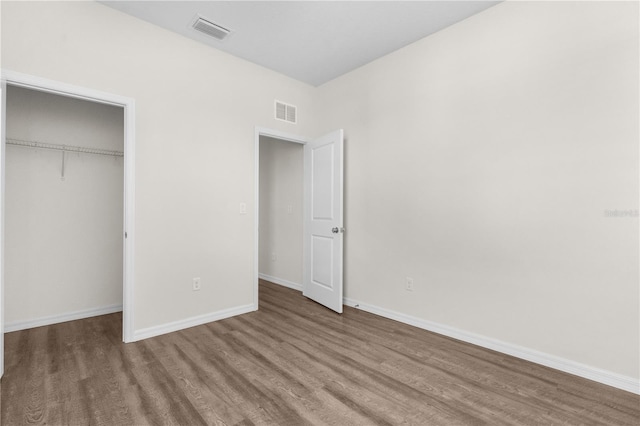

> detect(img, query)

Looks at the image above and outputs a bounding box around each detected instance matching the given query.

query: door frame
[0,80,5,378]
[0,70,136,361]
[253,127,309,309]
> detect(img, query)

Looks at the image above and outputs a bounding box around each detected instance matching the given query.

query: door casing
[0,80,5,378]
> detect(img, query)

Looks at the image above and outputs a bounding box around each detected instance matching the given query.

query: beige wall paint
[259,136,303,285]
[1,1,316,330]
[5,86,124,324]
[316,1,639,379]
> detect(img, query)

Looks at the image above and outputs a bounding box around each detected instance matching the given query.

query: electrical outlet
[240,203,247,215]
[193,277,201,291]
[405,277,414,292]
[287,204,293,214]
[271,252,277,262]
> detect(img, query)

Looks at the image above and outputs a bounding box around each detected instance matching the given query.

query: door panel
[303,130,343,313]
[311,235,333,289]
[311,143,334,219]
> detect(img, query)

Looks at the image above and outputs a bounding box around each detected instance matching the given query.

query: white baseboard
[5,304,123,333]
[259,273,303,291]
[132,304,255,342]
[343,297,640,395]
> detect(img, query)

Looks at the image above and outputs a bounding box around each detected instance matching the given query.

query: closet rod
[6,138,124,157]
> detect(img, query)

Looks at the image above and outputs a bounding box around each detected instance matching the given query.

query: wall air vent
[192,16,231,41]
[275,100,297,124]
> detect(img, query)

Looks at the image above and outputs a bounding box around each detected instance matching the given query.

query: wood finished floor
[1,280,639,425]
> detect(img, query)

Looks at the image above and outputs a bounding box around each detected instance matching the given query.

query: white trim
[132,304,255,342]
[254,127,308,312]
[343,297,640,395]
[0,81,6,378]
[0,70,136,343]
[122,95,136,344]
[255,127,310,145]
[5,304,123,333]
[1,71,132,107]
[258,273,303,291]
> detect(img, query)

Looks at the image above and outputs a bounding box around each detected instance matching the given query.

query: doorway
[254,127,344,313]
[254,128,307,308]
[258,135,305,290]
[0,71,136,378]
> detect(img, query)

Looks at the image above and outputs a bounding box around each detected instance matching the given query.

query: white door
[303,130,344,313]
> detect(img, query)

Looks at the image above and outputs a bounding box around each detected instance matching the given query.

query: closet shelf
[6,138,124,157]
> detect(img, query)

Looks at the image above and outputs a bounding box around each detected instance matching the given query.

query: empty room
[1,1,638,425]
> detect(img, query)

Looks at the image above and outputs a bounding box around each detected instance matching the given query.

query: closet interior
[4,85,125,331]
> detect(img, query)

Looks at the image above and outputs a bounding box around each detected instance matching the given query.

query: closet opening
[4,85,125,336]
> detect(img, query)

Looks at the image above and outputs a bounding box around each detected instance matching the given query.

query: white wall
[259,136,303,286]
[5,86,124,325]
[1,1,315,333]
[316,1,639,380]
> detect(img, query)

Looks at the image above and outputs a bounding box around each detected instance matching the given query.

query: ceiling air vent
[275,100,297,124]
[192,16,231,41]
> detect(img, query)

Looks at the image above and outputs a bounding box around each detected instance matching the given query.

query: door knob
[332,227,345,234]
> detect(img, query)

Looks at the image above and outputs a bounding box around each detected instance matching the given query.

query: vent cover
[192,16,231,40]
[275,101,297,124]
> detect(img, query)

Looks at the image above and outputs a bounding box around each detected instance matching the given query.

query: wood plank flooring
[2,280,639,425]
